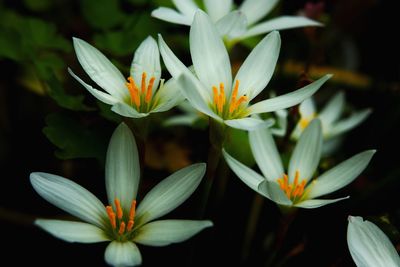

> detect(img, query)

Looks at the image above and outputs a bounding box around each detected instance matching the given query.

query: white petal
[307,150,376,199]
[68,68,119,105]
[152,78,185,113]
[134,220,213,246]
[319,91,345,126]
[204,0,232,21]
[30,172,106,228]
[224,117,274,131]
[35,219,108,243]
[270,109,288,137]
[131,36,161,94]
[136,163,206,225]
[239,0,279,25]
[288,119,323,183]
[151,7,192,25]
[347,216,400,267]
[111,103,149,118]
[106,123,140,211]
[249,74,332,114]
[234,31,280,100]
[190,10,232,95]
[257,180,292,206]
[294,196,349,208]
[299,97,316,118]
[243,16,322,39]
[249,125,284,181]
[172,0,198,17]
[222,149,264,192]
[72,37,127,99]
[216,11,247,39]
[163,114,199,127]
[328,109,372,137]
[105,241,142,267]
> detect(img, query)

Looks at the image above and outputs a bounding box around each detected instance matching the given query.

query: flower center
[125,72,156,112]
[299,113,316,129]
[212,80,248,119]
[276,171,307,201]
[105,198,137,238]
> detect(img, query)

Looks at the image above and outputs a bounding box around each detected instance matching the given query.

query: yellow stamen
[145,77,155,103]
[277,172,307,201]
[128,200,137,221]
[127,220,134,232]
[299,113,316,129]
[126,77,140,107]
[106,206,116,229]
[118,222,126,235]
[114,198,123,220]
[105,199,137,235]
[141,72,147,94]
[212,86,218,104]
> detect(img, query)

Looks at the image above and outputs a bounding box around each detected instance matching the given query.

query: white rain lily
[223,119,375,208]
[159,10,331,131]
[69,36,183,119]
[30,123,211,267]
[347,216,400,267]
[152,0,321,42]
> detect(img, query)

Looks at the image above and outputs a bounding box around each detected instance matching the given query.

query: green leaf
[224,128,255,167]
[43,113,109,163]
[81,0,126,30]
[23,0,53,12]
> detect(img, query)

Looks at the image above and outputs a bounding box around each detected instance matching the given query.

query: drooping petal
[106,123,140,211]
[249,125,284,181]
[152,78,185,113]
[151,7,192,25]
[222,149,264,192]
[224,117,274,131]
[234,31,280,100]
[190,10,232,94]
[172,0,198,17]
[239,0,279,25]
[35,219,108,243]
[294,196,349,208]
[242,16,322,39]
[328,109,372,137]
[134,220,213,246]
[249,74,332,114]
[105,241,142,267]
[347,216,400,267]
[30,172,106,228]
[72,37,127,100]
[288,119,323,183]
[216,11,247,40]
[131,36,162,93]
[204,0,232,21]
[135,163,206,225]
[111,102,149,118]
[318,91,345,127]
[257,180,292,206]
[307,150,376,199]
[68,68,119,105]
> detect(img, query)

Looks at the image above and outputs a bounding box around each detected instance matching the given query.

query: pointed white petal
[347,216,400,267]
[257,180,292,206]
[249,126,284,181]
[106,123,140,211]
[131,36,161,93]
[204,0,232,21]
[134,220,212,246]
[329,109,372,137]
[234,31,280,100]
[294,196,349,208]
[30,172,106,228]
[172,0,198,17]
[224,117,274,131]
[136,163,206,225]
[299,97,316,118]
[222,149,264,192]
[152,78,185,113]
[68,68,120,105]
[270,109,288,137]
[190,10,232,94]
[243,16,322,39]
[72,37,127,99]
[35,219,108,243]
[216,11,247,39]
[151,7,192,25]
[249,74,332,114]
[105,241,142,267]
[288,119,323,183]
[239,0,279,25]
[319,91,345,126]
[111,103,149,118]
[307,150,376,199]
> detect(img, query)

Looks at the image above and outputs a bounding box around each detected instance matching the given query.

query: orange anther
[127,220,134,231]
[293,170,300,187]
[114,198,123,220]
[141,72,147,94]
[129,200,137,221]
[106,206,116,229]
[118,221,126,235]
[145,77,155,103]
[126,76,141,107]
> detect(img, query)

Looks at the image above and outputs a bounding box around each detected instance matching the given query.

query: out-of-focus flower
[347,216,400,267]
[152,0,321,42]
[30,123,211,266]
[223,119,375,208]
[159,11,331,131]
[69,36,183,119]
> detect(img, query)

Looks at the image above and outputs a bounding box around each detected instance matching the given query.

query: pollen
[212,80,248,118]
[277,171,307,201]
[299,113,316,129]
[125,72,156,110]
[105,198,137,236]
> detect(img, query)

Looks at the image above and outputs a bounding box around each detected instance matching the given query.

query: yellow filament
[212,80,247,116]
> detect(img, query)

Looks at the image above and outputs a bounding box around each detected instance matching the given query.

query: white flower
[30,123,211,266]
[159,10,331,131]
[152,0,321,42]
[69,36,183,119]
[347,216,400,267]
[223,119,375,208]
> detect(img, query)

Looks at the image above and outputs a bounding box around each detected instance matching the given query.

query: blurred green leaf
[23,0,53,12]
[224,128,255,167]
[43,113,109,163]
[97,101,122,123]
[81,0,126,30]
